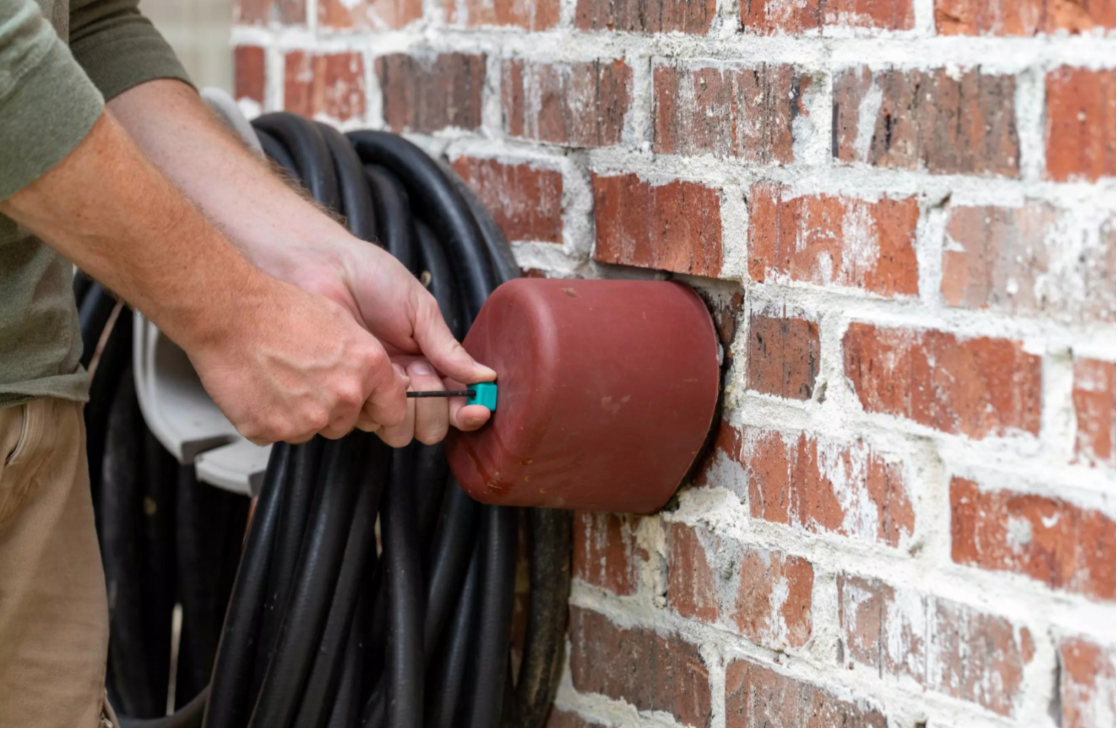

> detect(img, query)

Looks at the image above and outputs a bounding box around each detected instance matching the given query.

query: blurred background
[145,0,233,91]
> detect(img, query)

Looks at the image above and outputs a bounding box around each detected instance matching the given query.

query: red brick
[318,0,422,29]
[1074,357,1116,467]
[724,659,886,727]
[736,427,914,547]
[451,157,563,244]
[570,607,712,727]
[837,574,1035,716]
[951,477,1116,600]
[284,52,365,121]
[843,324,1042,439]
[1059,637,1117,728]
[733,548,813,650]
[501,59,632,148]
[447,0,559,28]
[692,419,746,490]
[741,0,913,34]
[746,314,819,400]
[576,0,715,32]
[708,291,744,350]
[833,67,1019,177]
[377,53,485,133]
[748,183,919,297]
[234,46,266,105]
[545,708,603,728]
[591,173,722,277]
[573,512,643,596]
[235,0,305,24]
[935,0,1115,35]
[666,523,719,623]
[653,64,809,164]
[943,204,1117,322]
[1046,68,1116,182]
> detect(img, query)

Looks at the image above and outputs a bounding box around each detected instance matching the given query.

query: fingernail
[411,362,433,376]
[477,365,497,379]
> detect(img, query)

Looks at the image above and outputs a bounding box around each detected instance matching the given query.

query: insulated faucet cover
[445,279,720,514]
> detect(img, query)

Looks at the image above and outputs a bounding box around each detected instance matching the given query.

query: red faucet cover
[444,279,720,514]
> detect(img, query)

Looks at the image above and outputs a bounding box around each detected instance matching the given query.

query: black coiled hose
[81,112,571,728]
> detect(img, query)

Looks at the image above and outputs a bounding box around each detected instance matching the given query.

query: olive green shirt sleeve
[0,0,104,201]
[69,0,193,102]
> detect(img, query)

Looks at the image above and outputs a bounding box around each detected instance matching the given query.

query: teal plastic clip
[467,382,498,411]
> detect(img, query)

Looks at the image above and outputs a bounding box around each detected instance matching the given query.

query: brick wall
[230,2,1115,725]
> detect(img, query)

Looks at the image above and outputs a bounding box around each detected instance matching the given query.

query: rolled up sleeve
[69,0,193,102]
[0,0,104,201]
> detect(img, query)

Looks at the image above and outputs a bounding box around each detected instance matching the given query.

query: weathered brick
[653,64,810,164]
[576,0,716,33]
[738,427,914,547]
[570,607,712,726]
[951,477,1116,600]
[693,419,748,492]
[318,0,422,29]
[724,659,886,727]
[234,46,266,105]
[666,522,719,623]
[573,512,643,596]
[833,66,1019,177]
[591,173,722,276]
[748,183,920,297]
[746,314,819,400]
[935,0,1115,35]
[708,291,744,350]
[446,0,559,28]
[502,59,632,148]
[838,574,1035,716]
[546,708,603,728]
[1059,637,1117,728]
[1074,357,1116,467]
[741,0,913,34]
[1046,68,1116,182]
[377,53,485,133]
[235,0,305,24]
[451,157,563,244]
[284,51,365,121]
[942,204,1116,322]
[843,324,1042,438]
[733,547,813,650]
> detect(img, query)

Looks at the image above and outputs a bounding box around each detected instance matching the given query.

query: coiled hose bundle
[77,110,572,728]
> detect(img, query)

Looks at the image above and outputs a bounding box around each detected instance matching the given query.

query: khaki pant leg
[0,398,109,727]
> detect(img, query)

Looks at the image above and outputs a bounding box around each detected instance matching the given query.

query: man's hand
[280,234,496,446]
[186,275,409,444]
[106,80,496,447]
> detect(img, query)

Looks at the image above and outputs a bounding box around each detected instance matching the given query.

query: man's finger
[354,413,381,433]
[360,361,409,428]
[408,360,450,445]
[376,380,415,448]
[412,300,496,385]
[443,377,492,431]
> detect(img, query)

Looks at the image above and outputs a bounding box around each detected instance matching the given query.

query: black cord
[83,112,571,728]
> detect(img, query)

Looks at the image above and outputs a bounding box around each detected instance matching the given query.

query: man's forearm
[0,111,267,352]
[106,80,348,292]
[0,105,413,443]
